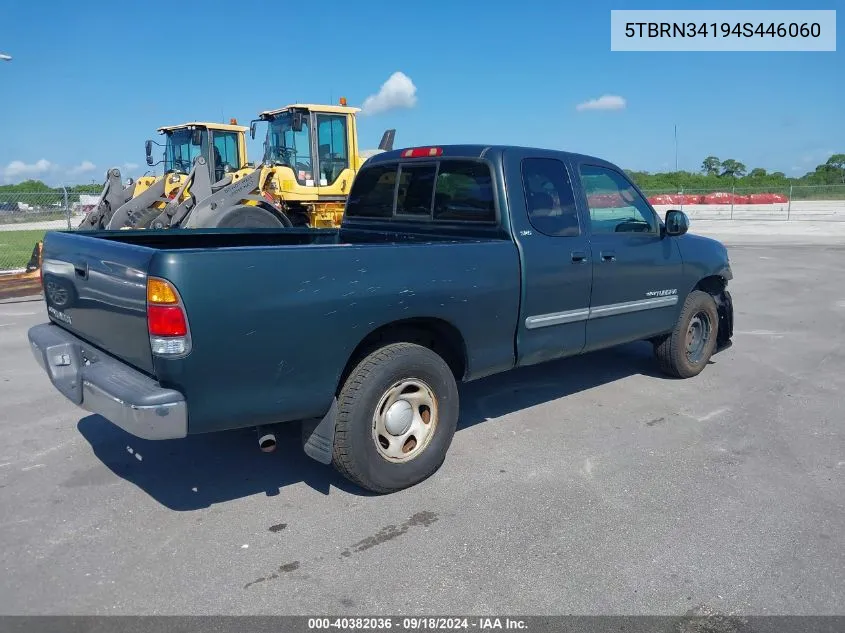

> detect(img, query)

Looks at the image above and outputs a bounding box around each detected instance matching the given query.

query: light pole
[674,124,678,172]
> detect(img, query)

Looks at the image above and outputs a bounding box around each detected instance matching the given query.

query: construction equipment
[0,241,42,301]
[78,120,252,230]
[138,100,395,230]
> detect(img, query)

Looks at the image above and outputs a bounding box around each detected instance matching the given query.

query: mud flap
[301,398,337,465]
[715,290,734,353]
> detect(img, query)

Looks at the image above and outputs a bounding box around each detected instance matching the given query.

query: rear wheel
[332,342,459,494]
[211,204,291,228]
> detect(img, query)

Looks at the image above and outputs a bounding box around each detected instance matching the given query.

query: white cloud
[576,95,627,112]
[361,71,417,115]
[2,158,143,185]
[68,160,97,175]
[2,158,54,182]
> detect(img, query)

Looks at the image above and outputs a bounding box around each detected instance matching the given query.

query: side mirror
[250,120,258,139]
[191,129,202,146]
[665,209,689,236]
[145,140,154,166]
[291,111,304,132]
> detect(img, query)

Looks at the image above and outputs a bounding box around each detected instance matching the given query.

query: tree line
[2,152,843,196]
[625,153,845,191]
[0,180,102,195]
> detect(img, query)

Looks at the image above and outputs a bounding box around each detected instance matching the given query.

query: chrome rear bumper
[27,323,187,440]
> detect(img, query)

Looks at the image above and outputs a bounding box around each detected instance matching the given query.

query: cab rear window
[345,159,496,222]
[344,164,396,218]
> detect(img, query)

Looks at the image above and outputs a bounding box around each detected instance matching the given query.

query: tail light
[146,277,191,357]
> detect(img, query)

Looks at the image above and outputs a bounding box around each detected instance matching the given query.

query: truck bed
[40,225,520,434]
[86,224,508,249]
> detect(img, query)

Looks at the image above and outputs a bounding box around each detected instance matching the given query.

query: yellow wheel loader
[78,120,252,230]
[139,100,395,230]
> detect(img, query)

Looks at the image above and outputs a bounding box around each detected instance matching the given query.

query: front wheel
[654,290,720,378]
[332,342,460,494]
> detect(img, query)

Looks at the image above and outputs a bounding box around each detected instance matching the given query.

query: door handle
[600,251,616,263]
[571,251,588,263]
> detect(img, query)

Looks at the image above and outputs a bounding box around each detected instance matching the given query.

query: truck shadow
[456,341,666,431]
[75,416,365,510]
[75,341,682,510]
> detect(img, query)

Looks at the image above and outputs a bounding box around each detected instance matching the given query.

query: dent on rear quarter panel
[149,239,521,434]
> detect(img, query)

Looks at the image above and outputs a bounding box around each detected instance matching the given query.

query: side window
[212,131,240,171]
[433,160,495,222]
[316,114,349,185]
[521,158,580,237]
[396,163,436,216]
[345,164,397,218]
[579,164,658,234]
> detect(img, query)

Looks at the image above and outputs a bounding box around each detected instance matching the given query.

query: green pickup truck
[28,144,734,493]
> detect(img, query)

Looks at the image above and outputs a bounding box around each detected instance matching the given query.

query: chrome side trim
[525,296,678,330]
[525,309,590,330]
[588,295,678,319]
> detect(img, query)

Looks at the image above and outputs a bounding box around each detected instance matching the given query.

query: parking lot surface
[1,243,843,616]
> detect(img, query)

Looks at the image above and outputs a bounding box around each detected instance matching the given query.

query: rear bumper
[27,323,187,440]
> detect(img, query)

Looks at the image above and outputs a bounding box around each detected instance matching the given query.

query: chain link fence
[641,184,845,222]
[1,183,844,274]
[0,188,92,274]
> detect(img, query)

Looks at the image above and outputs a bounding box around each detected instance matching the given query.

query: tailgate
[40,231,156,375]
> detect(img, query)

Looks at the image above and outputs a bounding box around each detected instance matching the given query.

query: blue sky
[0,0,841,185]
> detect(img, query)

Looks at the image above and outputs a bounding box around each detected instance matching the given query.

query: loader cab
[157,121,248,184]
[160,125,209,177]
[257,102,361,194]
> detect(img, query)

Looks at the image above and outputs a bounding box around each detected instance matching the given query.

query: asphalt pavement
[0,242,843,616]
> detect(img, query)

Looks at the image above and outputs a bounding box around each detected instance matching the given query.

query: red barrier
[609,192,790,206]
[587,193,626,208]
[702,192,733,204]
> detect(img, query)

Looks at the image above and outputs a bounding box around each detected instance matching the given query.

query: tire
[210,204,291,228]
[332,342,459,494]
[654,290,720,378]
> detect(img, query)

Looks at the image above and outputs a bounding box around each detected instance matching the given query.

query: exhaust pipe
[257,427,277,453]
